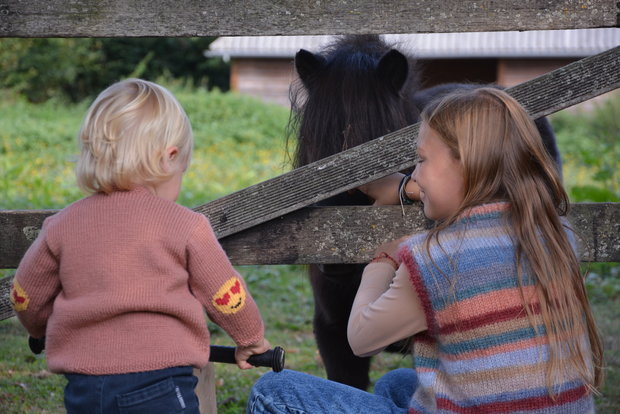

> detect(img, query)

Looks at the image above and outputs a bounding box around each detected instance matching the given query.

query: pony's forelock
[288,35,420,168]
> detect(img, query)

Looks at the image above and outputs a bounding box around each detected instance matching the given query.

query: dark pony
[289,35,420,168]
[288,35,561,390]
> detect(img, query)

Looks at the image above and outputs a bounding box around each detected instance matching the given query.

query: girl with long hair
[248,87,602,413]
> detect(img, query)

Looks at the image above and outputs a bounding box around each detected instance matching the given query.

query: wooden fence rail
[1,0,618,37]
[2,203,619,268]
[1,202,619,321]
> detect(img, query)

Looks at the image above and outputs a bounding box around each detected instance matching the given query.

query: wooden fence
[1,1,619,413]
[1,0,618,37]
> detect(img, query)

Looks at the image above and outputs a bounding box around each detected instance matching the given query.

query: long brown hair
[420,87,603,395]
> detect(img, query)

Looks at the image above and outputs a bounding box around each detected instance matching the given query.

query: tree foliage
[0,38,229,103]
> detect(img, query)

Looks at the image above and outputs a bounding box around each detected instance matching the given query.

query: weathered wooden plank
[1,203,618,269]
[222,203,620,264]
[568,203,620,263]
[1,202,618,321]
[0,210,51,269]
[0,274,14,321]
[0,0,617,38]
[510,47,620,119]
[195,46,620,239]
[220,205,433,265]
[1,202,617,321]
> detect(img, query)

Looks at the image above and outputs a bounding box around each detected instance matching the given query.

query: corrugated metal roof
[206,29,619,60]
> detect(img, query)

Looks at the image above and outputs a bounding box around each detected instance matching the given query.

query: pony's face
[290,35,420,167]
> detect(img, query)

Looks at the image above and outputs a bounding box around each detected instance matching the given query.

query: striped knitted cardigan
[399,202,594,414]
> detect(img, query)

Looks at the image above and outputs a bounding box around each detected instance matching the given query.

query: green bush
[551,92,620,202]
[550,92,620,292]
[0,39,104,103]
[0,38,228,103]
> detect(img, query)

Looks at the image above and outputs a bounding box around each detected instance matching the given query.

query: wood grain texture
[0,274,14,321]
[2,202,618,320]
[209,203,620,264]
[1,0,617,37]
[0,210,52,269]
[1,203,618,269]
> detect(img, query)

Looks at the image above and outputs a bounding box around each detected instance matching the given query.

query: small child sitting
[11,78,270,413]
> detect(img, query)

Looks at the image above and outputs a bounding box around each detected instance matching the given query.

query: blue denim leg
[247,369,410,414]
[374,368,418,409]
[64,366,199,414]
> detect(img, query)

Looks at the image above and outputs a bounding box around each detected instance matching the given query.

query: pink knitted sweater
[11,186,264,375]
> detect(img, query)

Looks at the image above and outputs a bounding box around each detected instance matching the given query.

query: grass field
[1,85,618,412]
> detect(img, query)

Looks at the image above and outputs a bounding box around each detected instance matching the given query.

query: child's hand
[358,173,421,205]
[402,179,421,203]
[373,236,410,266]
[358,173,404,205]
[235,338,272,370]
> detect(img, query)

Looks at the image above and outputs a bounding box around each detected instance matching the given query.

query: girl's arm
[358,173,421,206]
[347,238,427,357]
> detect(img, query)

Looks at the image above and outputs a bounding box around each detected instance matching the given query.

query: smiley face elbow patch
[212,277,246,315]
[10,280,30,312]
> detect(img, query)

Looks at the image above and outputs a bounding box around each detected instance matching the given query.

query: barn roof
[206,29,619,60]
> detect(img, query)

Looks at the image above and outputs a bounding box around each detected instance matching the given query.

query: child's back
[23,186,261,374]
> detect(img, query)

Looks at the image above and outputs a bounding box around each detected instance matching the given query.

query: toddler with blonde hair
[11,78,269,414]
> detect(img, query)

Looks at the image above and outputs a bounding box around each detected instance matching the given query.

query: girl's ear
[377,49,409,93]
[295,49,327,87]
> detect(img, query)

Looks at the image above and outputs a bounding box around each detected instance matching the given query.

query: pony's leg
[309,264,371,390]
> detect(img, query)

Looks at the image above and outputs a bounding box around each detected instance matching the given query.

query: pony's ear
[377,49,408,93]
[295,49,327,86]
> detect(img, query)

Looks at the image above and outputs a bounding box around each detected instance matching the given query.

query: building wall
[416,59,498,88]
[231,58,296,106]
[496,58,575,87]
[230,57,606,111]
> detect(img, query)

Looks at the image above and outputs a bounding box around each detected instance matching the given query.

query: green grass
[0,84,291,210]
[1,86,619,412]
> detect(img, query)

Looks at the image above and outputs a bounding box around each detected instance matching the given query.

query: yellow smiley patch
[212,277,246,315]
[10,280,30,312]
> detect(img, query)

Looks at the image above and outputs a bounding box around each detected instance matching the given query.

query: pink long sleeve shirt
[11,186,264,375]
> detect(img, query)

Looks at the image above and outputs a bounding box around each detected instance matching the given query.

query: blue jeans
[247,368,417,414]
[64,366,199,414]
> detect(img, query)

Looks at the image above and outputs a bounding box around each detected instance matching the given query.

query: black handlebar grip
[29,336,45,355]
[209,345,285,372]
[28,336,285,372]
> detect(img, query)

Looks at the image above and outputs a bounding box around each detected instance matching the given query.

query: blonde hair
[420,87,603,395]
[76,78,193,194]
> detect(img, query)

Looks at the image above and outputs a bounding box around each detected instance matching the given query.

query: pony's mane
[288,35,420,168]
